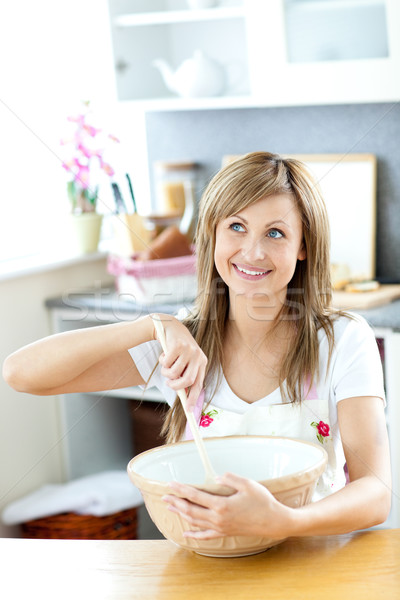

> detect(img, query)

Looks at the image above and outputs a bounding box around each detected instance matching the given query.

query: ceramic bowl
[127,435,328,558]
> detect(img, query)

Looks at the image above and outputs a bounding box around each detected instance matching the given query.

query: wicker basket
[21,507,138,540]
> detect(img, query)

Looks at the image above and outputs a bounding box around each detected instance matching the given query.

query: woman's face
[214,194,306,301]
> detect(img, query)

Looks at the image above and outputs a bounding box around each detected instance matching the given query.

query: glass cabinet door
[246,0,400,105]
[284,0,389,63]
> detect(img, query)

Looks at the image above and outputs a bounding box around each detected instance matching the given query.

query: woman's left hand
[162,472,293,540]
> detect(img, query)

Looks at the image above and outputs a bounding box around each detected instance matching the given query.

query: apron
[184,381,345,501]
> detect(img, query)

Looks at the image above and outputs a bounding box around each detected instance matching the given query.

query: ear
[297,242,307,261]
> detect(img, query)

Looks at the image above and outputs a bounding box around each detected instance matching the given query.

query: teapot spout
[153,59,176,94]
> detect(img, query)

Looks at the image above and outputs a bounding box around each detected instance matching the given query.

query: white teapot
[153,50,226,98]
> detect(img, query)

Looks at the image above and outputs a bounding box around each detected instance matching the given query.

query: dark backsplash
[145,103,400,282]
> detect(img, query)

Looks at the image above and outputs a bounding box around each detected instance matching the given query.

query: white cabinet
[48,304,164,481]
[250,0,400,106]
[373,328,400,530]
[107,0,251,108]
[107,0,400,109]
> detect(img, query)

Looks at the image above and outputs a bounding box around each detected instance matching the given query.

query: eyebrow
[229,214,291,229]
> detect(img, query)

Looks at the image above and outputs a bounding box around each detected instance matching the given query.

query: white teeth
[236,265,267,276]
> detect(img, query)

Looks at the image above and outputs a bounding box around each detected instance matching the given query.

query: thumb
[217,471,252,492]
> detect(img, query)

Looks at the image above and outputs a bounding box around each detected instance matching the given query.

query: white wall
[0,1,150,536]
[0,0,150,262]
[0,259,113,537]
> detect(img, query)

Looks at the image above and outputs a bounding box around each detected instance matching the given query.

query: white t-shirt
[129,313,385,498]
[128,313,385,417]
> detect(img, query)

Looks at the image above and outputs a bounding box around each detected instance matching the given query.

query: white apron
[184,382,346,500]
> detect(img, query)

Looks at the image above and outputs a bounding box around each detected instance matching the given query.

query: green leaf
[67,180,77,211]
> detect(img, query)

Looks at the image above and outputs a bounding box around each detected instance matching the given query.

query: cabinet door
[246,0,400,106]
[371,328,400,529]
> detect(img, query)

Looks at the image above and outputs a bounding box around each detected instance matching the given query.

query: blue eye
[268,229,283,239]
[230,223,245,232]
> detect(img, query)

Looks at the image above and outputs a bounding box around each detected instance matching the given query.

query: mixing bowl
[127,435,328,557]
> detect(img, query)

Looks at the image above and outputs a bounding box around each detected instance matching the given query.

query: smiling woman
[3,151,391,547]
[214,194,306,303]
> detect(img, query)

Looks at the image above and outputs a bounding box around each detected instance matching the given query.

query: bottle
[154,161,200,240]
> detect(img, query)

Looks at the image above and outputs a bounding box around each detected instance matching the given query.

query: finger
[186,381,203,412]
[166,368,199,392]
[164,498,214,528]
[165,482,221,509]
[186,368,206,410]
[160,348,183,370]
[161,355,188,380]
[216,472,254,493]
[166,360,201,394]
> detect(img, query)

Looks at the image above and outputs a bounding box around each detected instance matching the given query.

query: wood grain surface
[2,530,399,599]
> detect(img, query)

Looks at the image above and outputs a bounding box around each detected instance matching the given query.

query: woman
[3,152,391,542]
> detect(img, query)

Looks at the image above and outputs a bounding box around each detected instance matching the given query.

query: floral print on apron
[184,383,345,501]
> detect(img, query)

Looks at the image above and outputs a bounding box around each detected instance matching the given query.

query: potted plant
[61,101,119,253]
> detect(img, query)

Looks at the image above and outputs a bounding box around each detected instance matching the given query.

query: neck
[227,290,287,343]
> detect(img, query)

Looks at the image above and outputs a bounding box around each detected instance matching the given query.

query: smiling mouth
[233,264,271,277]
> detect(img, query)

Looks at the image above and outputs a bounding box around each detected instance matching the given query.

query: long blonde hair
[162,151,339,443]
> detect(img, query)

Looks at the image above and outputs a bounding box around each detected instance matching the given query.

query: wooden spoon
[152,315,233,495]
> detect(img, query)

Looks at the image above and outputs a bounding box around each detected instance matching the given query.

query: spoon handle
[151,315,217,482]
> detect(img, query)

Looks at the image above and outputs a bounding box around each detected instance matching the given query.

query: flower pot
[70,212,103,254]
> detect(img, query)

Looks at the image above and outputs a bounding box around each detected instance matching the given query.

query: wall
[145,103,400,282]
[0,259,113,537]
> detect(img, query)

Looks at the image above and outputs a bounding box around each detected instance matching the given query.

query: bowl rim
[127,435,328,495]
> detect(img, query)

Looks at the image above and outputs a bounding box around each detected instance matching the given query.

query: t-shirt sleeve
[332,315,386,404]
[128,340,177,406]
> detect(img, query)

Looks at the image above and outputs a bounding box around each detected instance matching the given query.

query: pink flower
[62,101,119,213]
[199,415,213,428]
[101,162,115,177]
[77,142,96,159]
[73,162,90,188]
[310,420,330,444]
[83,123,101,137]
[68,114,85,126]
[199,409,218,428]
[317,421,330,437]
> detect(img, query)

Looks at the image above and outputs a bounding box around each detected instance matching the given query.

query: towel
[1,470,143,525]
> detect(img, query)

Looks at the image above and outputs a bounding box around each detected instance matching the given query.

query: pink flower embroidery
[317,421,330,437]
[199,409,218,428]
[311,421,330,444]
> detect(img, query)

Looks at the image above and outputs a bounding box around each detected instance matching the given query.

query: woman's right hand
[153,315,207,411]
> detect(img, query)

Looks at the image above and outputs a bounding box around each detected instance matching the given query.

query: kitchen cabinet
[46,292,400,529]
[106,0,400,109]
[373,327,400,531]
[47,301,165,482]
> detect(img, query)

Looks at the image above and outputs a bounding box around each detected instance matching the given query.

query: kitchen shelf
[108,0,250,102]
[107,0,400,107]
[114,6,245,27]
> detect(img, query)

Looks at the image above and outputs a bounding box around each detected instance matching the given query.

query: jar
[154,160,200,239]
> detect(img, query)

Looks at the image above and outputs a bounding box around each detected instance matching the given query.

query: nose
[242,235,266,263]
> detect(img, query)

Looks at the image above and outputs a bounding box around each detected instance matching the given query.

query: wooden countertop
[2,530,399,599]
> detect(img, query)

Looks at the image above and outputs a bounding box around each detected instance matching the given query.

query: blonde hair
[162,151,341,443]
